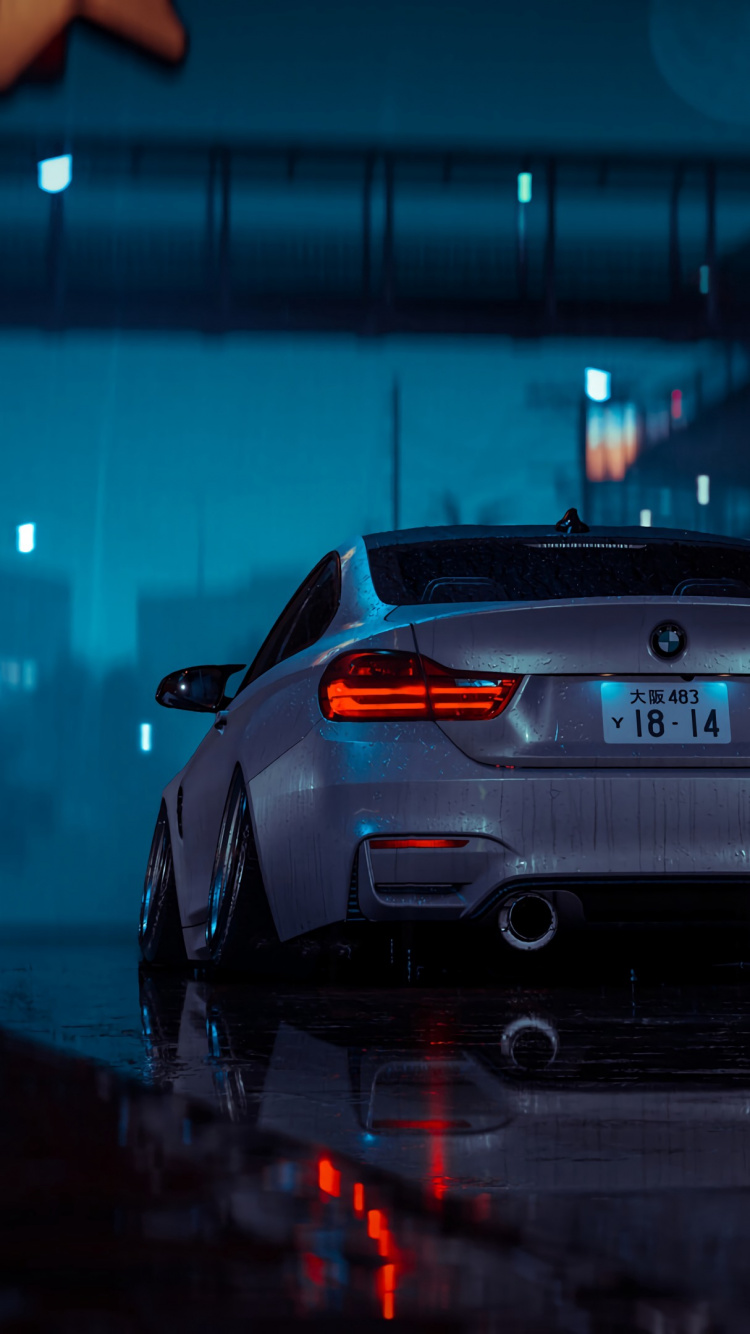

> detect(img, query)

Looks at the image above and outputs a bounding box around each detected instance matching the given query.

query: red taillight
[421,656,521,720]
[318,651,521,722]
[319,650,428,720]
[369,838,469,850]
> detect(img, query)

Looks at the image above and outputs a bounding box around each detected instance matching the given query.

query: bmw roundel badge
[650,622,687,659]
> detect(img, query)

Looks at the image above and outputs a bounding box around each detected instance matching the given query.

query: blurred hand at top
[0,0,187,91]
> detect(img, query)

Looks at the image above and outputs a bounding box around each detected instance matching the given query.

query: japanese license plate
[601,681,731,744]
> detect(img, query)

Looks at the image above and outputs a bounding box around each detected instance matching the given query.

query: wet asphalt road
[4,933,750,1330]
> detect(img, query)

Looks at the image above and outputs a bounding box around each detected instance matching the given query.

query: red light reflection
[302,1252,326,1286]
[308,1155,404,1321]
[318,1158,341,1197]
[377,1263,397,1320]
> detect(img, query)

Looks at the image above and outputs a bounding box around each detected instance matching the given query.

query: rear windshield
[368,539,750,604]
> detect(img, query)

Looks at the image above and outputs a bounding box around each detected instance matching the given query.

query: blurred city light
[640,509,652,527]
[0,660,21,688]
[37,154,72,194]
[584,368,611,402]
[585,402,640,481]
[22,661,37,691]
[517,171,532,204]
[0,659,38,691]
[139,723,152,752]
[697,474,710,506]
[699,264,710,295]
[16,523,35,553]
[671,389,682,420]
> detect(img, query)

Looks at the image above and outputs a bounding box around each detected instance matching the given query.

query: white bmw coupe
[139,511,750,970]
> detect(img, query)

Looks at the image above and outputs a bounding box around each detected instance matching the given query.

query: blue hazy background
[2,0,750,926]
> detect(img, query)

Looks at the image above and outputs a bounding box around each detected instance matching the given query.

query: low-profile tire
[139,803,187,967]
[206,766,278,973]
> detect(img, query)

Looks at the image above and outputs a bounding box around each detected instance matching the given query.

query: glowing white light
[517,172,532,204]
[140,723,152,753]
[697,474,710,505]
[585,368,611,402]
[16,523,35,554]
[640,509,652,527]
[37,154,72,194]
[699,264,710,295]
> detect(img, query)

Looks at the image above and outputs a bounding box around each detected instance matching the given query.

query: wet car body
[142,521,750,966]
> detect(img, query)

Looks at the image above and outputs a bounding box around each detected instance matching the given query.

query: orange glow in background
[585,402,641,482]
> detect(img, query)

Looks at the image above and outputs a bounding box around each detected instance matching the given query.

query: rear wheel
[206,767,278,972]
[139,803,187,967]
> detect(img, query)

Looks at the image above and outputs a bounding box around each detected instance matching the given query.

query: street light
[517,172,532,204]
[16,523,35,553]
[584,368,611,402]
[37,154,72,194]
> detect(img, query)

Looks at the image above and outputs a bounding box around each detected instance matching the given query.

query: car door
[174,554,341,929]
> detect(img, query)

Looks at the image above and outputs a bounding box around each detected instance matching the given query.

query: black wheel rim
[140,806,172,949]
[207,772,250,952]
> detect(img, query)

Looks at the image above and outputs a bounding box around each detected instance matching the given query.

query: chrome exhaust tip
[498,893,558,952]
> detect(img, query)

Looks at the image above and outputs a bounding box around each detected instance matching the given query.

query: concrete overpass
[2,134,750,337]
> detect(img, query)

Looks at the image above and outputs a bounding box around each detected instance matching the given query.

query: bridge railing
[1,135,749,334]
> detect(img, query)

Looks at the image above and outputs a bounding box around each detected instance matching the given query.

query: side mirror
[155,663,245,714]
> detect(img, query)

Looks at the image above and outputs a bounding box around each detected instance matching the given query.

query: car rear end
[321,526,750,952]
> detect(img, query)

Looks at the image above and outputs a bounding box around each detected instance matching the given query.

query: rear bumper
[471,874,750,927]
[354,849,750,927]
[246,720,750,940]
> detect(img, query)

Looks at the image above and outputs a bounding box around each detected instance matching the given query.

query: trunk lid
[408,598,750,767]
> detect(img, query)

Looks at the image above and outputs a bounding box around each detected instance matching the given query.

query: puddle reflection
[142,975,750,1194]
[4,949,750,1329]
[131,974,750,1329]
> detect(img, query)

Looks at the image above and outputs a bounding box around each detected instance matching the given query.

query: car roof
[363,524,750,550]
